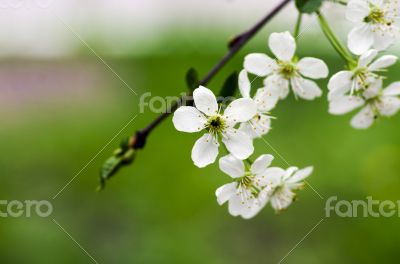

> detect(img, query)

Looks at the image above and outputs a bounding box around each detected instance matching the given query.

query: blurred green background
[1,13,400,264]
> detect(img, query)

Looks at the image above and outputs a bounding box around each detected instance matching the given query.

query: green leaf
[185,68,199,92]
[98,139,136,191]
[295,0,323,13]
[99,155,123,190]
[219,72,238,100]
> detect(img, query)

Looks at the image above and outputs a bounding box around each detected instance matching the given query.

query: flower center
[240,175,253,188]
[353,68,369,85]
[352,68,377,92]
[365,96,379,104]
[365,6,387,24]
[278,61,297,79]
[206,115,225,134]
[237,173,262,197]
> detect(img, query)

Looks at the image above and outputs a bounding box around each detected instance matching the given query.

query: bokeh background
[1,0,400,263]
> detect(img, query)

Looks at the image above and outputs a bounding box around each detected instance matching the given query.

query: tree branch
[132,0,292,150]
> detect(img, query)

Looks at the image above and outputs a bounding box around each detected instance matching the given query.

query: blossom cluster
[173,32,317,218]
[171,0,400,219]
[328,0,400,128]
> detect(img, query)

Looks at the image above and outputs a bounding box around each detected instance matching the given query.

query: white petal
[241,202,266,219]
[346,0,370,22]
[348,24,374,55]
[219,154,245,178]
[269,31,296,61]
[191,133,219,168]
[377,96,400,116]
[297,57,329,79]
[368,55,398,71]
[238,122,253,139]
[239,114,272,139]
[238,70,251,98]
[228,193,251,217]
[253,87,280,112]
[257,167,286,187]
[244,53,276,77]
[224,98,257,123]
[216,182,237,205]
[363,78,383,99]
[193,86,218,116]
[291,77,322,100]
[242,190,270,219]
[264,74,290,99]
[358,49,378,68]
[383,82,400,96]
[327,71,353,100]
[329,95,365,115]
[283,167,298,181]
[222,129,254,160]
[369,0,383,5]
[172,106,206,133]
[287,166,313,184]
[270,187,295,211]
[373,31,396,51]
[384,0,398,10]
[328,71,353,91]
[350,105,376,129]
[251,154,274,175]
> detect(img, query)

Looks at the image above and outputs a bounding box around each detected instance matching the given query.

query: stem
[132,0,292,150]
[294,12,303,39]
[317,11,356,66]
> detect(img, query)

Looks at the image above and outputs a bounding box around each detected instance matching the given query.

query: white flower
[237,70,280,138]
[329,79,400,129]
[216,154,284,219]
[173,86,257,168]
[346,0,400,55]
[244,31,329,100]
[265,166,313,212]
[328,49,397,100]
